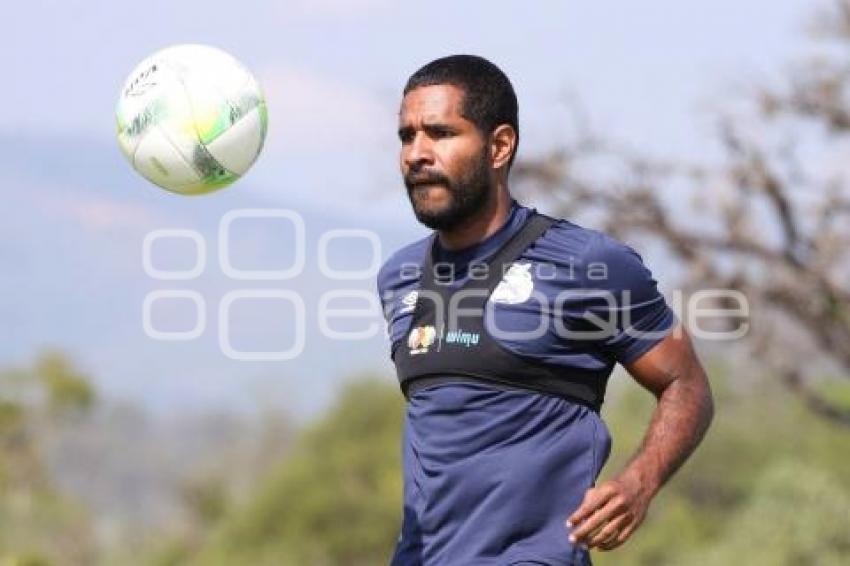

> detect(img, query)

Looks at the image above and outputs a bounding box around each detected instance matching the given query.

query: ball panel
[210,59,254,102]
[179,74,234,145]
[150,76,241,193]
[148,85,204,170]
[163,44,255,104]
[133,127,202,190]
[116,129,138,163]
[172,172,240,196]
[204,106,265,175]
[228,84,266,140]
[117,67,178,161]
[118,52,181,104]
[189,141,236,182]
[157,44,238,73]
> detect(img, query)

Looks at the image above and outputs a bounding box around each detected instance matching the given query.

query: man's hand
[566,325,714,552]
[566,470,654,551]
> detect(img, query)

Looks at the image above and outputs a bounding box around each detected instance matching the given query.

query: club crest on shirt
[399,290,418,314]
[408,325,437,355]
[490,262,534,305]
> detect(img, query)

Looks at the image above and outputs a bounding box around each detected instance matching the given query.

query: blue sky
[0,0,815,418]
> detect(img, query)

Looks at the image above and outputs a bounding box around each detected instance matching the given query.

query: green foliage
[0,553,53,566]
[186,377,405,566]
[0,352,97,565]
[146,366,850,566]
[594,368,850,565]
[32,351,96,416]
[686,461,850,566]
[0,401,23,435]
[182,477,230,527]
[3,351,848,566]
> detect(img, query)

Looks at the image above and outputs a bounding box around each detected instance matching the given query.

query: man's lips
[408,178,448,189]
[406,171,449,187]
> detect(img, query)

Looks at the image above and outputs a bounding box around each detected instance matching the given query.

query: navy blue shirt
[378,200,676,565]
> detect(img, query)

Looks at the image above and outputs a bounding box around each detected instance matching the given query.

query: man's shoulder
[377,234,432,294]
[531,215,657,289]
[532,215,630,264]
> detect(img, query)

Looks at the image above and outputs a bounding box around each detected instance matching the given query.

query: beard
[404,153,492,231]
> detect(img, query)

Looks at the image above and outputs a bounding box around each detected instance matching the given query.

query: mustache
[404,170,451,190]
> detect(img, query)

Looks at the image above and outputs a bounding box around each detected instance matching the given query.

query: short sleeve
[376,238,431,356]
[377,257,405,353]
[579,233,677,364]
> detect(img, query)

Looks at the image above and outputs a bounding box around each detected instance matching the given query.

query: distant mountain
[0,131,417,419]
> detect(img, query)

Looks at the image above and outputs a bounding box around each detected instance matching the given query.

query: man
[377,55,714,565]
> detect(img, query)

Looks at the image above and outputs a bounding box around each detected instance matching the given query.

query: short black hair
[403,54,519,169]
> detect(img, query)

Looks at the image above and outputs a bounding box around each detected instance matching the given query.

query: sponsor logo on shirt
[445,328,480,348]
[407,325,437,355]
[490,262,534,305]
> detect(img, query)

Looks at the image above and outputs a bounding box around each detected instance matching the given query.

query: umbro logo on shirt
[399,290,418,314]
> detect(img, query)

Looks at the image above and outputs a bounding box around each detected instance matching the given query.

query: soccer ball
[116,44,268,195]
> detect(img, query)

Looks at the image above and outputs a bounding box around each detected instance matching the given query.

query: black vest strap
[417,213,556,305]
[393,210,606,412]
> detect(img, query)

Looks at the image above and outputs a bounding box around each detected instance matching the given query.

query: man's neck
[437,187,514,251]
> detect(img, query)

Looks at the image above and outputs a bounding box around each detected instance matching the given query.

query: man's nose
[404,133,434,170]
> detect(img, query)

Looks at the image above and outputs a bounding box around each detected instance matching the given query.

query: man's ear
[490,124,517,170]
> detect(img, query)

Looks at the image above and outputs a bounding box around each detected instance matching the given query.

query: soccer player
[378,55,714,565]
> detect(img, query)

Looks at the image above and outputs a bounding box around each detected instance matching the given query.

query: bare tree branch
[514,0,850,427]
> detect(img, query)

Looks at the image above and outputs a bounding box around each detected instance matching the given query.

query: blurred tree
[180,377,404,566]
[685,460,850,566]
[513,0,850,426]
[0,351,97,565]
[144,370,850,565]
[594,364,850,565]
[32,351,95,417]
[183,476,229,528]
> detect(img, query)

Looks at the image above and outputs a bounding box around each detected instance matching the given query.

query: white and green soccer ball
[116,44,268,195]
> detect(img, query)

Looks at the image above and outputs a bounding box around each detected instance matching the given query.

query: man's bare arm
[567,324,714,551]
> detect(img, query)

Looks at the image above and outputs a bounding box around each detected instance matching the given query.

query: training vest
[392,211,606,411]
